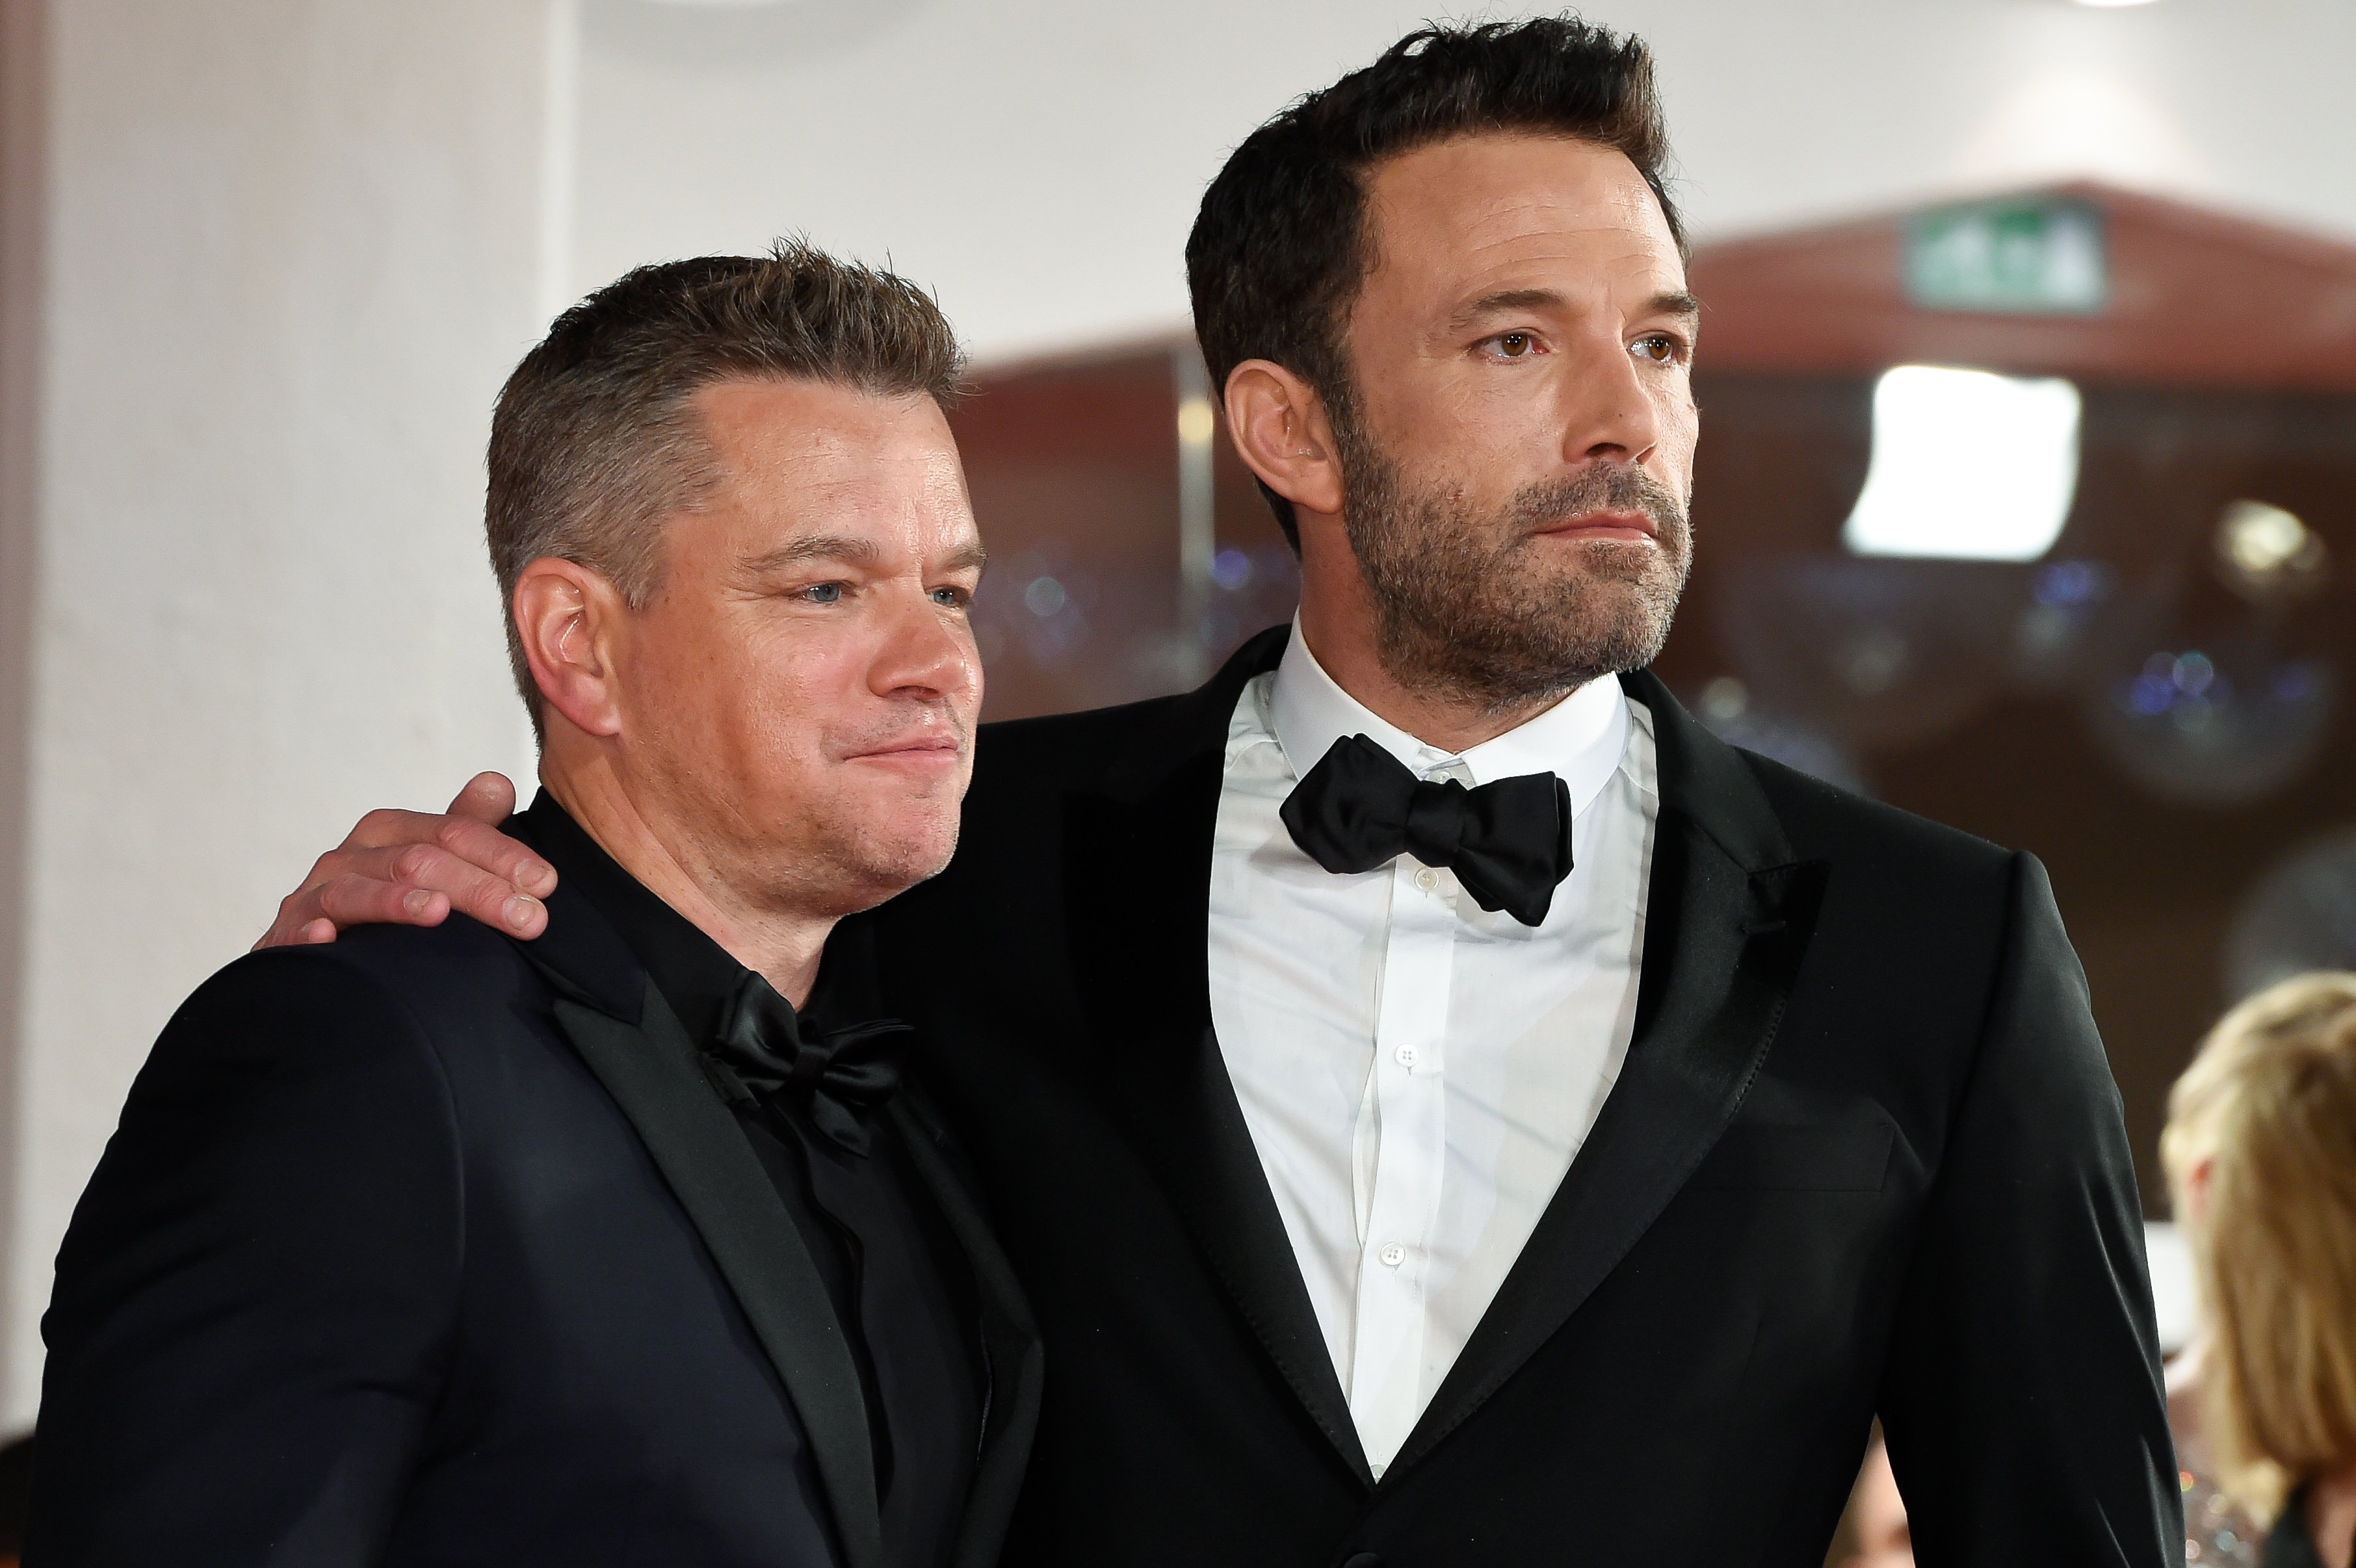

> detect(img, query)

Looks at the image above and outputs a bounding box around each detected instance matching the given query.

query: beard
[1336,421,1693,714]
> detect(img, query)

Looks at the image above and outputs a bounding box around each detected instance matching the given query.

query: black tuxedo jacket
[869,625,2180,1567]
[31,863,1040,1567]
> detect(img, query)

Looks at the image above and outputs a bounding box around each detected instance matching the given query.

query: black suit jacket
[869,625,2180,1567]
[31,858,1040,1567]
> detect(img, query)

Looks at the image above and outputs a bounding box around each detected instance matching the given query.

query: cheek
[633,624,821,772]
[1657,388,1700,488]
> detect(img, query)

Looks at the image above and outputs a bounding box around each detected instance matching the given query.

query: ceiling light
[1843,366,2082,562]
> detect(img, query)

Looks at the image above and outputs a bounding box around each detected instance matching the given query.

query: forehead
[690,376,973,536]
[1358,133,1684,304]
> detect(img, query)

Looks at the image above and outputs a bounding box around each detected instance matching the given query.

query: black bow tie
[703,971,913,1156]
[1279,733,1574,927]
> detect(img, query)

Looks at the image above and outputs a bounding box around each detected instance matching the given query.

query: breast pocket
[1685,1121,1894,1192]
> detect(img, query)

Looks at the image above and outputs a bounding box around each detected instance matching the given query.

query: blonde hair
[2163,971,2356,1520]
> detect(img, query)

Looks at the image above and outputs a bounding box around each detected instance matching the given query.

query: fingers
[429,811,556,898]
[252,883,426,953]
[310,873,460,934]
[253,772,555,950]
[370,843,547,937]
[447,770,517,825]
[334,781,553,899]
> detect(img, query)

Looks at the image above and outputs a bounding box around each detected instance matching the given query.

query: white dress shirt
[1205,624,1659,1478]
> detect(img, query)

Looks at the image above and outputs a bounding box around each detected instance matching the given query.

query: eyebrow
[1446,286,1704,332]
[1645,290,1704,325]
[740,534,989,577]
[741,534,884,575]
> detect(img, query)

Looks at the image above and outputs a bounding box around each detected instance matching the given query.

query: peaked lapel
[887,1087,1044,1568]
[1066,626,1374,1486]
[1385,670,1829,1479]
[501,828,885,1568]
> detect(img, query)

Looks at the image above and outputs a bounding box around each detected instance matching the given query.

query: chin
[828,817,963,913]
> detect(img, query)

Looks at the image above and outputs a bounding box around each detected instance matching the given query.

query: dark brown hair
[486,241,964,731]
[1185,16,1683,547]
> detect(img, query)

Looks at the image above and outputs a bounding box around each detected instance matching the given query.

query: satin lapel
[553,989,885,1568]
[1067,625,1372,1484]
[1385,671,1830,1480]
[886,1095,1043,1568]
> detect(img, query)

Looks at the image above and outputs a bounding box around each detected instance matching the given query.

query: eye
[1484,330,1541,360]
[798,581,846,605]
[929,585,971,609]
[1630,333,1688,366]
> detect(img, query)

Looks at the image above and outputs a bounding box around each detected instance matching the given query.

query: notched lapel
[553,990,885,1568]
[1388,677,1831,1481]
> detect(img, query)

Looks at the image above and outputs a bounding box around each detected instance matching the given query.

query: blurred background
[0,0,2352,1474]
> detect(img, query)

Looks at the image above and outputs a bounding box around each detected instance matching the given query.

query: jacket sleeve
[28,947,464,1567]
[1876,852,2182,1567]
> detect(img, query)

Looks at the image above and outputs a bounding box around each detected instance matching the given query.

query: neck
[1296,547,1571,753]
[540,741,833,1008]
[2309,1463,2356,1568]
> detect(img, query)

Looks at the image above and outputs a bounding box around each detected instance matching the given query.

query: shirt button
[1414,867,1441,893]
[1379,1242,1406,1268]
[1394,1044,1418,1069]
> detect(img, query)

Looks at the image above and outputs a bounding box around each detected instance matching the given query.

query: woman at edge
[2164,972,2356,1568]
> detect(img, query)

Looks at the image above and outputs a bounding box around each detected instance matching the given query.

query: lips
[845,733,964,765]
[1532,508,1660,542]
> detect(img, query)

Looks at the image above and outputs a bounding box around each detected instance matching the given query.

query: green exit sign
[1904,196,2108,315]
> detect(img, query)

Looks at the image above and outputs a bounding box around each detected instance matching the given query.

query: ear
[1223,358,1345,522]
[2180,1154,2215,1227]
[512,557,630,739]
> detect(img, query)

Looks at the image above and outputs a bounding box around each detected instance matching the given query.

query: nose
[869,582,977,707]
[1562,332,1664,469]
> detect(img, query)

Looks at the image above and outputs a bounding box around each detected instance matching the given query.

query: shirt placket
[1346,758,1463,1477]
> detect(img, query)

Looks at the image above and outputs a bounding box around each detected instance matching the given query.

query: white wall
[568,0,2356,365]
[0,0,553,1425]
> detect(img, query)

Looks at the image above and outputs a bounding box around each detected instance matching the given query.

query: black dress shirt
[524,792,982,1568]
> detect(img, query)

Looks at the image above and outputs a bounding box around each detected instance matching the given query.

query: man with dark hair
[33,245,1039,1567]
[258,18,2178,1566]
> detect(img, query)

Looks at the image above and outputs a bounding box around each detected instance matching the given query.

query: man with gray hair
[30,244,1038,1568]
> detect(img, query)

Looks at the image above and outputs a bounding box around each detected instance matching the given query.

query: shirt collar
[1267,616,1630,818]
[519,790,869,1043]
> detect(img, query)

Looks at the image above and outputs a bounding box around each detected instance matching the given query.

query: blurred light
[1210,547,1254,592]
[1698,676,1749,724]
[1843,367,2080,562]
[1176,395,1216,447]
[2215,499,2328,601]
[2091,642,2335,805]
[2071,0,2162,8]
[1023,575,1067,617]
[2030,558,2115,608]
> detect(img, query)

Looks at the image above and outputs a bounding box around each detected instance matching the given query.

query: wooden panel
[1692,183,2356,391]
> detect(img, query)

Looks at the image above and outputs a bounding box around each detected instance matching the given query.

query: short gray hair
[485,241,965,733]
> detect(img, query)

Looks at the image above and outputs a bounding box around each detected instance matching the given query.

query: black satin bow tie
[703,971,913,1156]
[1279,733,1574,927]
